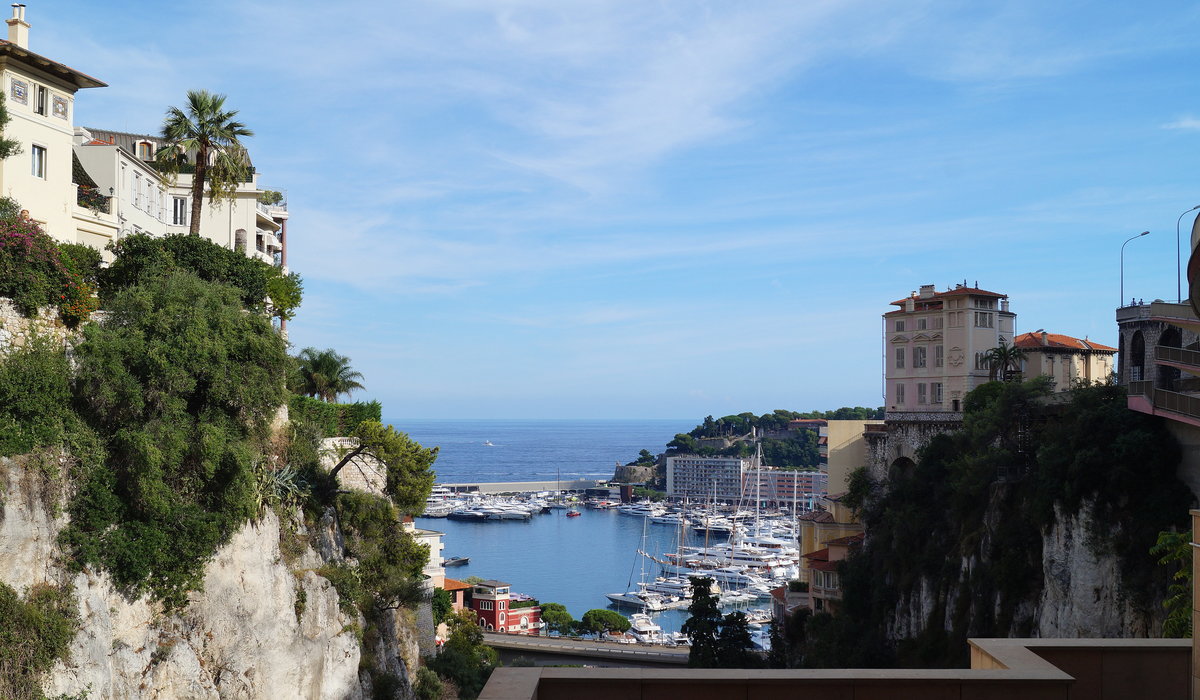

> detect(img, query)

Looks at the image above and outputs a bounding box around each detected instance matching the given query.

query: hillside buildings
[0,6,286,268]
[665,454,827,507]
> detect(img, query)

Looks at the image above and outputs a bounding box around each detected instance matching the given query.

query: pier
[439,479,602,494]
[482,633,690,668]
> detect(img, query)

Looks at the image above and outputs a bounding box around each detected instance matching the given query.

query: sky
[37,0,1200,418]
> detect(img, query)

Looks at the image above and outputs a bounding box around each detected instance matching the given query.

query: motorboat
[444,556,470,567]
[627,613,664,643]
[566,509,581,517]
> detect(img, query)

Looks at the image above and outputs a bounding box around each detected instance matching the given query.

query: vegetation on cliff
[781,379,1188,668]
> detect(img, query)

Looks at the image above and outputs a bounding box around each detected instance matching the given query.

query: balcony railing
[1154,389,1200,421]
[1127,380,1153,397]
[149,162,255,182]
[1155,345,1200,368]
[76,188,111,214]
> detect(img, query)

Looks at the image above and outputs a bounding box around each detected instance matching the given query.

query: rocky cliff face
[882,495,1158,645]
[0,457,420,700]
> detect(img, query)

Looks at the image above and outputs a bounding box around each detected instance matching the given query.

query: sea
[397,418,762,634]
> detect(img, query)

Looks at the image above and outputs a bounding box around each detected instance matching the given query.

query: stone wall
[0,297,74,356]
[866,412,964,480]
[320,437,388,498]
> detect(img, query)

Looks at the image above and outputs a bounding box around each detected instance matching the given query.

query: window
[33,85,46,115]
[498,601,505,610]
[949,311,963,327]
[31,144,47,178]
[479,600,493,611]
[935,345,944,367]
[975,352,988,370]
[137,142,154,159]
[974,298,996,310]
[894,347,904,369]
[913,347,927,368]
[133,173,142,209]
[896,384,905,404]
[974,312,993,328]
[917,318,927,330]
[895,320,906,332]
[172,197,188,226]
[917,383,927,404]
[932,382,943,403]
[931,317,944,330]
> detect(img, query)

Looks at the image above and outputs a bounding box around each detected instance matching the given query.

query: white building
[665,455,752,502]
[0,5,109,247]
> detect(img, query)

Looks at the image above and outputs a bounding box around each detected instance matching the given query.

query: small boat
[444,556,470,567]
[566,509,581,517]
[483,440,495,446]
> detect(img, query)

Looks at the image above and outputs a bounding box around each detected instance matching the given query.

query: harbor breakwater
[438,479,603,494]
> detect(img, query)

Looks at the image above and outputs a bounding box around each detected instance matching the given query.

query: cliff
[0,456,420,700]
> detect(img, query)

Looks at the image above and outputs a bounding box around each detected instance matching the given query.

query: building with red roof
[1014,330,1117,390]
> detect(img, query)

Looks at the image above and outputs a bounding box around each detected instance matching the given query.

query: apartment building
[0,5,108,246]
[74,127,287,268]
[884,283,1015,413]
[665,455,750,502]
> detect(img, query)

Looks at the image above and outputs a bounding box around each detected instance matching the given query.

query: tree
[539,602,575,635]
[1151,530,1192,638]
[427,610,498,699]
[328,421,438,515]
[716,611,760,667]
[580,609,630,635]
[681,577,722,667]
[155,89,253,236]
[0,96,21,159]
[432,587,453,626]
[296,347,365,402]
[984,341,1027,382]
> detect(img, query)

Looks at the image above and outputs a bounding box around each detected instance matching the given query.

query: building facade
[1014,331,1116,390]
[665,455,749,502]
[466,580,541,635]
[884,283,1015,414]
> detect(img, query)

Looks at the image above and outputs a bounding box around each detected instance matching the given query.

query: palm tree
[984,341,1027,382]
[155,90,253,236]
[296,347,366,402]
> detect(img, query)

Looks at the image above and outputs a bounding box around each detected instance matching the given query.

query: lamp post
[1121,230,1150,307]
[1177,205,1200,303]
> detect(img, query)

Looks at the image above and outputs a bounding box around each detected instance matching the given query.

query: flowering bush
[0,213,98,327]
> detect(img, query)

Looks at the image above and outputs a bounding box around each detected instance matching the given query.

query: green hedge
[289,394,381,436]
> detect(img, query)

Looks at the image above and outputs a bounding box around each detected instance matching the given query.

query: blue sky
[41,1,1200,418]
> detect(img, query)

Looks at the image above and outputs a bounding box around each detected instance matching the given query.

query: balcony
[1154,345,1200,377]
[1117,301,1200,332]
[75,187,111,214]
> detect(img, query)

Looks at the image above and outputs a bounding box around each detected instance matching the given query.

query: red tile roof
[890,286,1006,307]
[442,578,472,591]
[1014,331,1116,353]
[824,533,865,548]
[802,547,830,562]
[809,559,840,572]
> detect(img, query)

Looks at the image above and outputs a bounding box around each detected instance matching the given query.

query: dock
[438,479,602,495]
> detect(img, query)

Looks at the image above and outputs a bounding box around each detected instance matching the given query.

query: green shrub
[60,273,289,608]
[0,582,79,700]
[288,395,382,437]
[0,215,97,326]
[0,339,72,457]
[56,243,102,287]
[100,233,300,319]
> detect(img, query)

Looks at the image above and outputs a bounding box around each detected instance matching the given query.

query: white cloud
[1163,117,1200,131]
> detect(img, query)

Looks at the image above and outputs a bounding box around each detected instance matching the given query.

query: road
[482,632,690,667]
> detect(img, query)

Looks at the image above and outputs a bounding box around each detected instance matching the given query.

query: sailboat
[606,517,687,610]
[549,466,570,509]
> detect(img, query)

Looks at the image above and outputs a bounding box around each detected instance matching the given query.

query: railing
[76,188,111,214]
[1155,345,1200,367]
[256,200,287,216]
[149,162,255,182]
[1154,389,1200,420]
[1127,380,1153,397]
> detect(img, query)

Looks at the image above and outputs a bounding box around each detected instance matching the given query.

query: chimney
[7,4,28,48]
[918,284,935,299]
[1041,331,1048,345]
[1001,299,1009,312]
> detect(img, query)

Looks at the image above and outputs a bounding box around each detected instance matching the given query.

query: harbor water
[402,418,771,633]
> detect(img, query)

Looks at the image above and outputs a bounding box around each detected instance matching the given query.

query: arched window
[1130,331,1146,382]
[235,229,247,253]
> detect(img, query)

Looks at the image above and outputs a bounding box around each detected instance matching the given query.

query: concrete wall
[824,420,869,495]
[482,638,1192,700]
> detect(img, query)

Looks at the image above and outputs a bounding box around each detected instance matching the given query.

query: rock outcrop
[0,456,420,700]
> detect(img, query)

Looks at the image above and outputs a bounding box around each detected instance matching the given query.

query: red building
[466,580,542,635]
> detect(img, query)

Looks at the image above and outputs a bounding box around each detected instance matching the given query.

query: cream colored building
[824,419,870,495]
[0,5,107,244]
[75,127,285,268]
[1015,331,1116,390]
[884,283,1016,413]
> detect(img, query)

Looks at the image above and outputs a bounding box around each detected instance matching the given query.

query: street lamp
[1177,205,1200,303]
[1121,230,1150,307]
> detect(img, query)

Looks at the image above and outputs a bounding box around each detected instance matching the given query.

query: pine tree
[681,577,722,667]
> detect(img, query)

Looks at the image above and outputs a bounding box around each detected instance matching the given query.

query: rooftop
[0,39,106,89]
[1014,331,1117,353]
